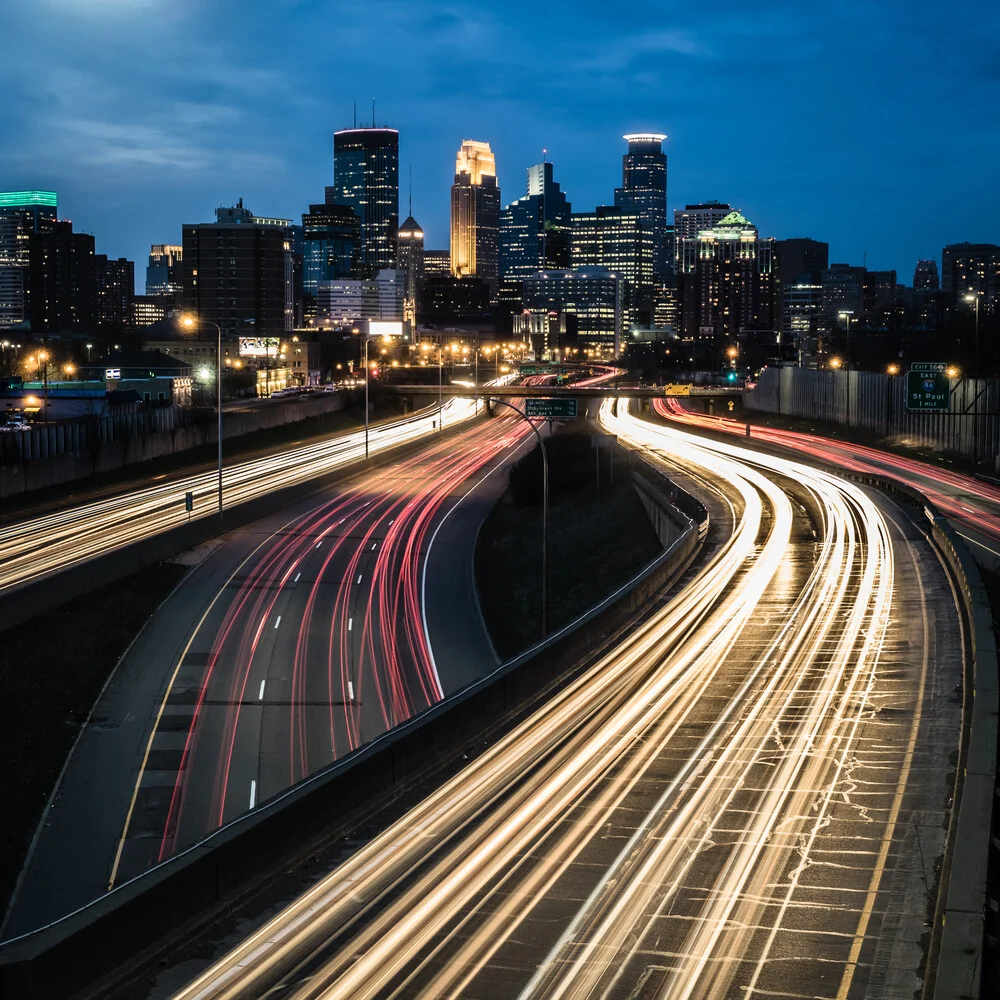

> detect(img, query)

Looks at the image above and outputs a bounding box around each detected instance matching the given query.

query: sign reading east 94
[906,368,950,412]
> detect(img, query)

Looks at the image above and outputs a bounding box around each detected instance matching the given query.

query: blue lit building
[302,203,361,317]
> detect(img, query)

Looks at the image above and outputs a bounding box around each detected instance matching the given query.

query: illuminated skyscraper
[0,190,58,328]
[450,140,500,289]
[614,134,668,277]
[301,204,360,317]
[331,127,399,276]
[499,162,572,282]
[913,259,940,292]
[674,203,731,272]
[397,214,424,327]
[145,244,183,298]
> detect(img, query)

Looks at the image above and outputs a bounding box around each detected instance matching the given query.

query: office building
[450,140,500,288]
[941,243,1000,304]
[422,249,450,279]
[397,214,424,327]
[570,206,654,290]
[302,203,360,317]
[863,269,898,331]
[27,220,95,333]
[499,162,572,283]
[146,244,183,299]
[913,259,940,292]
[331,126,399,275]
[782,279,824,367]
[614,134,668,276]
[181,198,293,338]
[315,269,404,325]
[821,263,866,323]
[134,295,167,327]
[775,238,829,286]
[94,255,135,330]
[0,190,58,328]
[676,210,776,359]
[674,202,731,271]
[521,267,625,356]
[421,276,491,324]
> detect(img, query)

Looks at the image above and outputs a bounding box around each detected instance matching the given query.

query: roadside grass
[476,446,662,660]
[0,561,187,918]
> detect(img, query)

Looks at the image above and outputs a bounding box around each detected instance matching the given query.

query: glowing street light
[181,314,224,520]
[964,293,980,371]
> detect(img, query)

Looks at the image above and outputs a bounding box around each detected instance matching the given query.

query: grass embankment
[476,432,663,659]
[0,561,187,917]
[1,389,408,521]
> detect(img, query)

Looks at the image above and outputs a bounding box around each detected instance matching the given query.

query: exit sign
[906,369,950,412]
[525,397,578,419]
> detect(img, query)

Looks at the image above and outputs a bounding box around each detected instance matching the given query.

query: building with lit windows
[331,126,399,276]
[397,215,424,326]
[27,220,95,333]
[499,162,572,283]
[677,210,776,363]
[570,206,653,290]
[0,191,58,328]
[941,243,1000,304]
[301,203,360,317]
[821,263,865,323]
[315,269,404,325]
[614,134,668,277]
[450,140,500,289]
[913,259,940,291]
[94,255,135,331]
[146,244,183,299]
[181,199,293,338]
[674,203,731,272]
[521,267,625,356]
[782,279,823,367]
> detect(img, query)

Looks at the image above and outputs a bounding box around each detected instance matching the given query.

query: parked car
[1,413,31,432]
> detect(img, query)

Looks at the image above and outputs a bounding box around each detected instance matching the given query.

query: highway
[0,396,480,594]
[657,396,1000,564]
[166,399,962,1000]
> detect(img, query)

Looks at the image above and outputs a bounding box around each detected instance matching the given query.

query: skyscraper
[450,140,500,289]
[941,243,1000,303]
[182,199,293,337]
[331,126,399,276]
[499,162,572,283]
[913,259,940,291]
[397,214,424,327]
[614,134,668,277]
[146,244,183,298]
[301,203,361,317]
[674,203,731,272]
[0,190,58,328]
[94,255,135,331]
[27,220,95,333]
[570,207,654,290]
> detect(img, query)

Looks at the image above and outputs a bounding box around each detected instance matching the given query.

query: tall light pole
[838,310,854,425]
[182,314,223,520]
[964,293,980,372]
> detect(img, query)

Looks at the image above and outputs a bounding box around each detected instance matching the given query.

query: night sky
[4,0,998,289]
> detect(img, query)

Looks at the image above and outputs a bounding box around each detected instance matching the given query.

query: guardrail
[0,472,708,999]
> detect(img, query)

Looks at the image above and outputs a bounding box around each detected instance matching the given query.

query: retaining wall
[0,491,706,1000]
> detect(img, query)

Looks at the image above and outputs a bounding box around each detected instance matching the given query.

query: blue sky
[4,0,998,289]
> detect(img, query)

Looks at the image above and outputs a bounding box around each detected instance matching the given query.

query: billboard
[239,337,280,358]
[369,320,403,339]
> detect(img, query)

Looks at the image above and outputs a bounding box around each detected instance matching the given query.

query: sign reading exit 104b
[525,398,578,419]
[906,369,950,412]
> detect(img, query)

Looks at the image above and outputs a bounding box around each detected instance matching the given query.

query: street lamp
[837,311,854,369]
[181,314,223,520]
[964,293,980,372]
[363,332,393,459]
[886,363,899,376]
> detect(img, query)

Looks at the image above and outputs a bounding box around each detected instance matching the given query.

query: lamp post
[964,293,980,372]
[181,314,223,520]
[38,349,49,422]
[838,310,854,425]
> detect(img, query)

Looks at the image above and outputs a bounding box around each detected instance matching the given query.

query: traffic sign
[910,362,947,373]
[663,383,691,396]
[184,491,194,512]
[525,398,578,419]
[906,370,950,412]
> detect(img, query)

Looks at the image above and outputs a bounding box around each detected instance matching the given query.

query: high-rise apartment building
[450,140,500,289]
[941,243,1000,303]
[146,244,183,298]
[397,214,424,327]
[677,210,776,357]
[94,255,135,330]
[614,134,668,277]
[27,221,95,333]
[913,259,940,291]
[674,203,731,272]
[0,190,58,328]
[821,264,866,323]
[331,126,399,276]
[499,162,572,283]
[301,203,360,317]
[181,199,293,337]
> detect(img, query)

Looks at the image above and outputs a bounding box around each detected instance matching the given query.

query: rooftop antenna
[542,148,547,163]
[353,101,356,128]
[372,98,375,127]
[409,166,413,217]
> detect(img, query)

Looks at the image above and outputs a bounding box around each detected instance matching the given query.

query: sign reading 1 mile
[525,398,578,420]
[906,362,951,413]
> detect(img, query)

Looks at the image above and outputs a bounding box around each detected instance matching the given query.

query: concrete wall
[0,394,354,499]
[745,366,1000,469]
[0,482,707,1000]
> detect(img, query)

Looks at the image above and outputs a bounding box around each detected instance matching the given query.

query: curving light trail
[171,396,923,1000]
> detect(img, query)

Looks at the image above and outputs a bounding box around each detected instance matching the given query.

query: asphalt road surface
[167,399,963,1000]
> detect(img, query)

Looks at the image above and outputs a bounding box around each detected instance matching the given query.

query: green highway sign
[906,369,950,412]
[525,397,578,419]
[910,362,947,374]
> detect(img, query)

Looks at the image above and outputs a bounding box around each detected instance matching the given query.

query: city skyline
[3,0,997,289]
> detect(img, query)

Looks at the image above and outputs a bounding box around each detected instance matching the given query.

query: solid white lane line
[348,617,353,631]
[348,680,354,701]
[294,571,301,583]
[274,615,281,629]
[258,679,266,701]
[249,780,257,810]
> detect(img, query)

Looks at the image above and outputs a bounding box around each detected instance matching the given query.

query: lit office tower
[0,190,58,328]
[331,126,399,275]
[614,134,668,276]
[499,162,572,282]
[146,244,183,298]
[301,203,360,317]
[674,202,731,271]
[397,214,424,327]
[450,140,500,288]
[913,259,940,292]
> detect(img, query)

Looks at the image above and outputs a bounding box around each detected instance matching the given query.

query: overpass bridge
[388,383,743,399]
